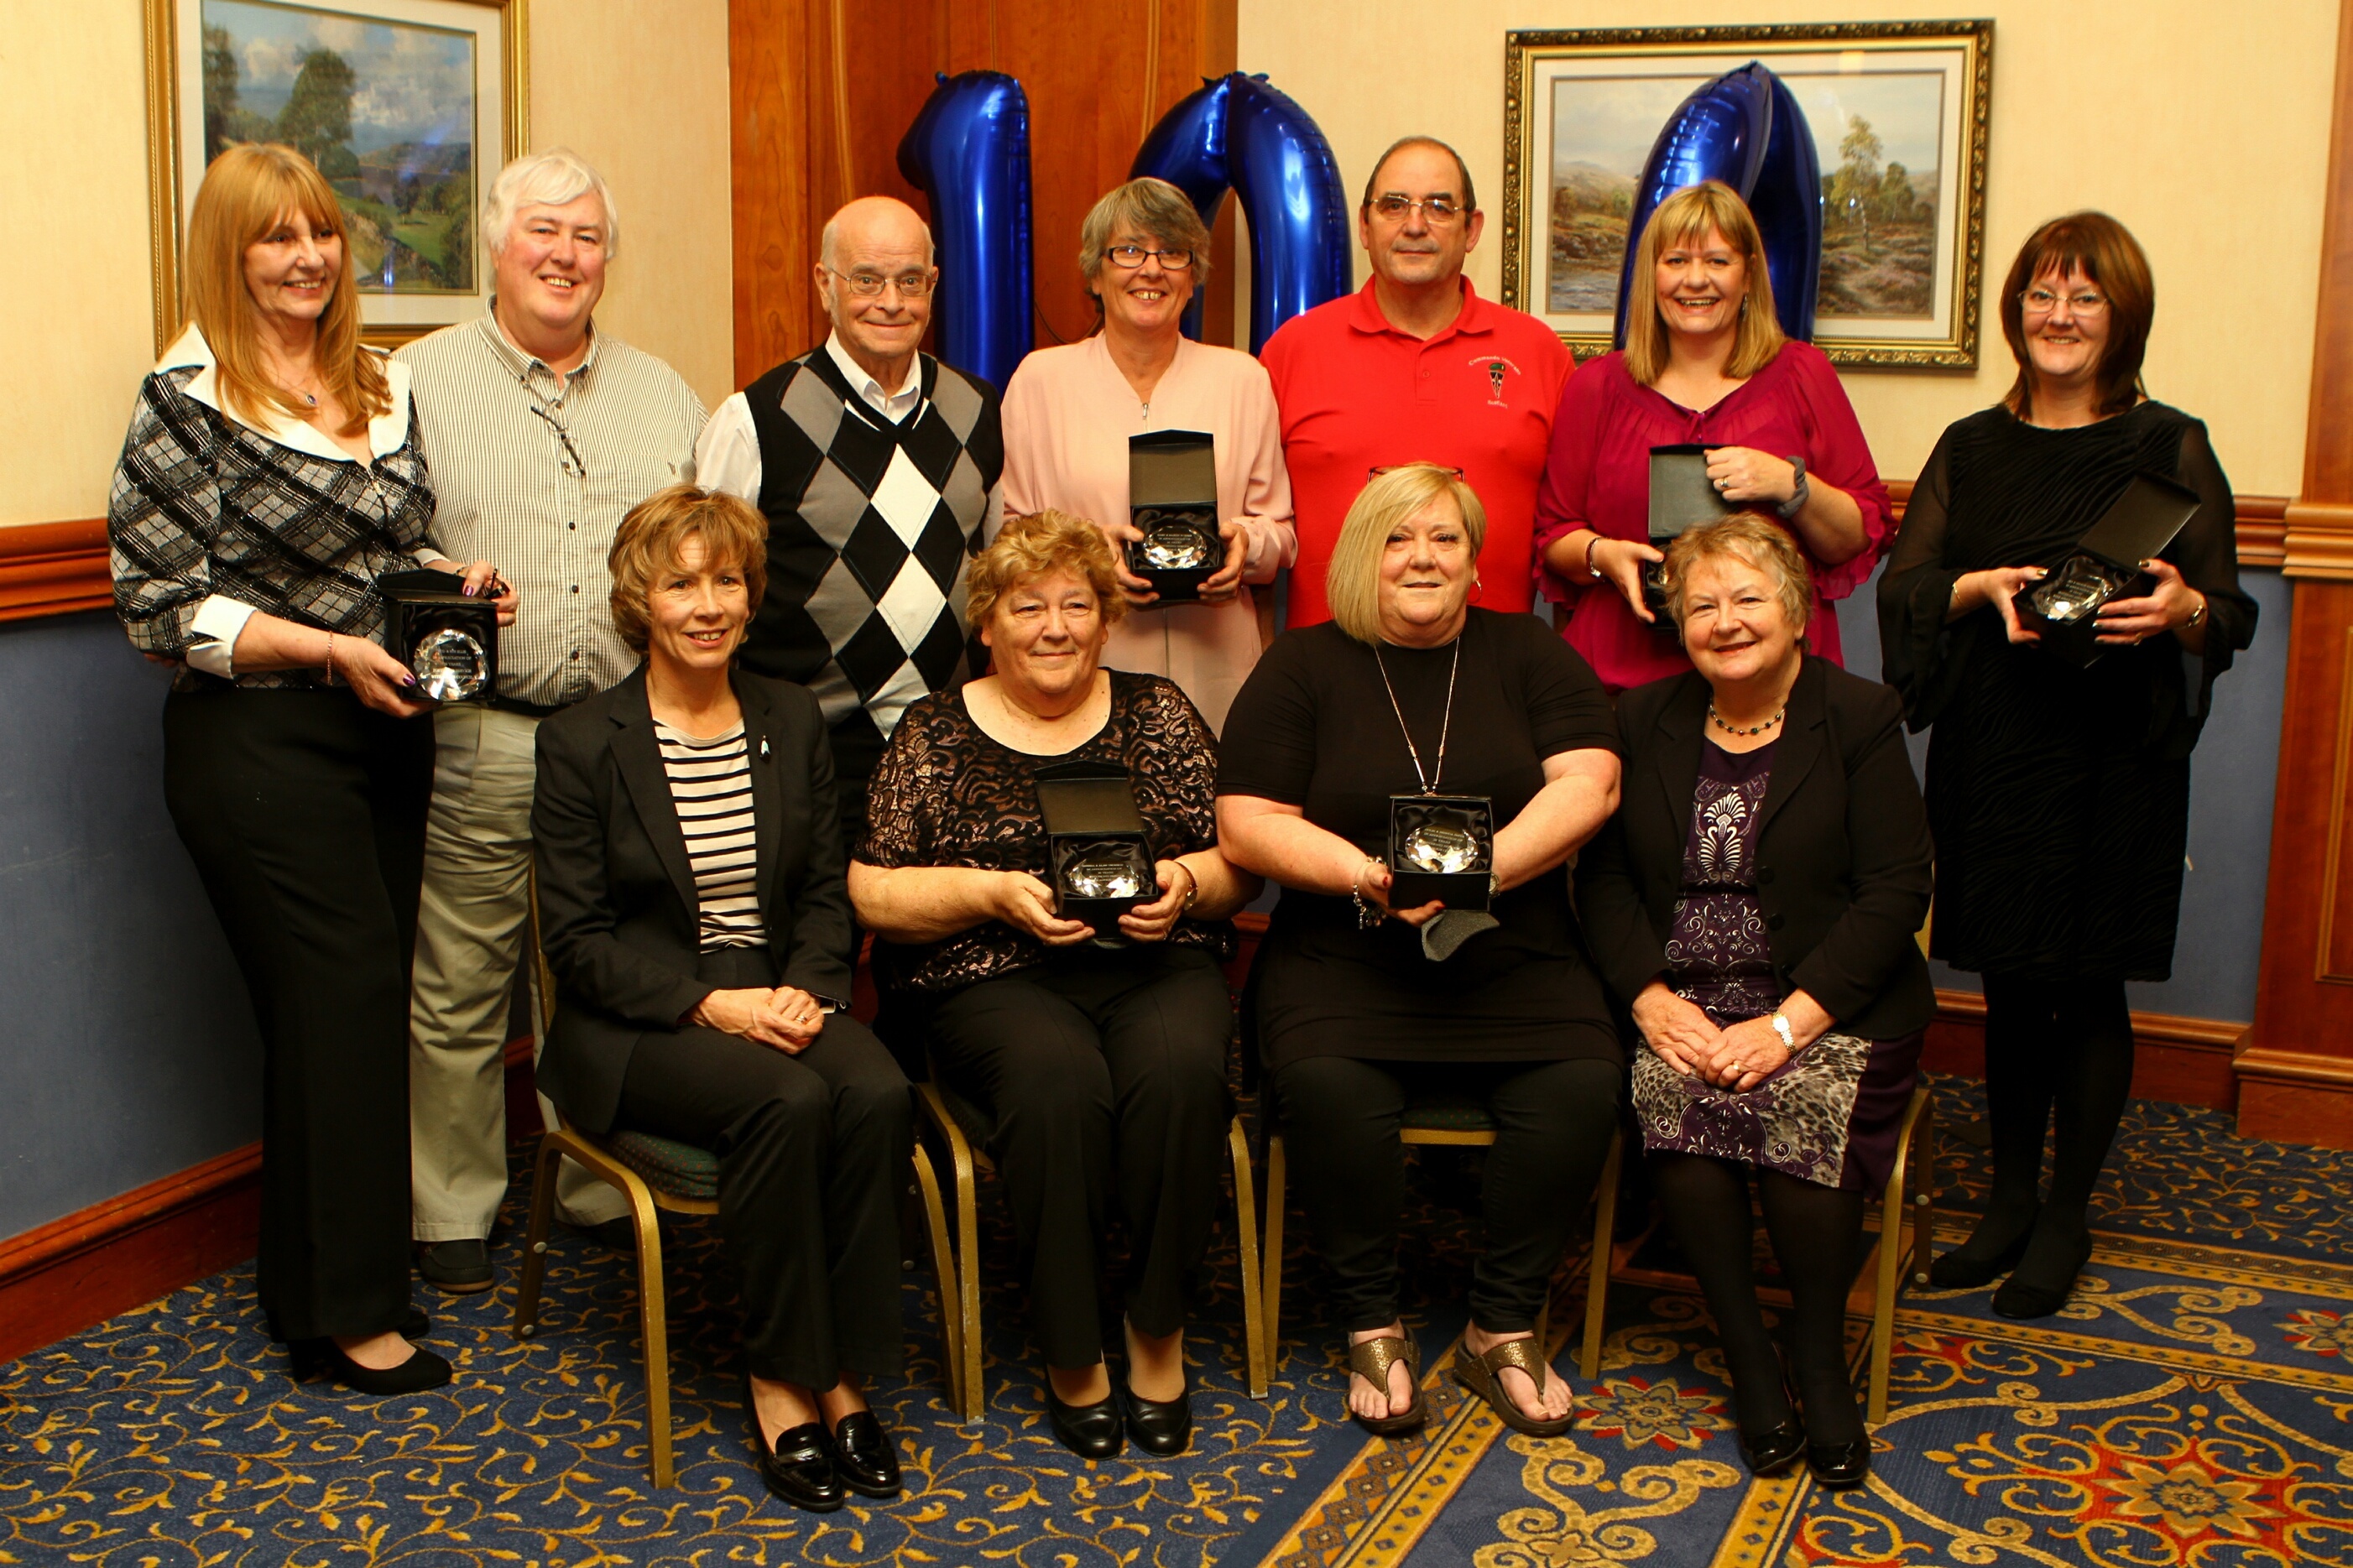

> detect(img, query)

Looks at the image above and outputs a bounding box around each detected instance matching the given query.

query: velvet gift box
[1643,445,1736,621]
[1128,430,1224,603]
[1036,758,1154,946]
[2018,472,2203,666]
[1386,793,1494,913]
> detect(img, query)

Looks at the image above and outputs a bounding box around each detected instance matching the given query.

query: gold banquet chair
[512,883,960,1487]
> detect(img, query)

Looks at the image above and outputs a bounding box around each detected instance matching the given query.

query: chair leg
[512,1131,568,1340]
[1261,1134,1286,1371]
[1912,1107,1938,1289]
[1868,1086,1930,1427]
[1228,1116,1269,1399]
[1580,1128,1622,1382]
[911,1143,963,1417]
[613,1178,676,1489]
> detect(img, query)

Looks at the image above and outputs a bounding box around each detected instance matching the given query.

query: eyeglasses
[2020,287,2108,316]
[1368,464,1465,478]
[1368,194,1464,226]
[824,265,934,298]
[1103,245,1195,271]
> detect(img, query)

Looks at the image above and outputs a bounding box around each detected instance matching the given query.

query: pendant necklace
[1707,701,1784,737]
[1374,636,1461,794]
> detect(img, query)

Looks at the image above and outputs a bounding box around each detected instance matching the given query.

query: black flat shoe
[1992,1228,2093,1321]
[1929,1206,2040,1289]
[744,1376,846,1513]
[289,1339,453,1394]
[1121,1378,1192,1457]
[1046,1385,1124,1460]
[1738,1415,1808,1477]
[831,1409,902,1498]
[1807,1436,1870,1489]
[416,1238,493,1295]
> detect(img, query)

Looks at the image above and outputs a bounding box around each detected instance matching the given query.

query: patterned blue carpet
[7,1076,2352,1566]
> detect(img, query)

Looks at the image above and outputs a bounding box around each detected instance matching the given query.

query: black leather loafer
[1737,1416,1807,1477]
[744,1373,846,1513]
[1121,1379,1192,1457]
[831,1409,902,1498]
[1807,1437,1870,1489]
[289,1339,453,1395]
[416,1239,493,1295]
[1046,1386,1124,1460]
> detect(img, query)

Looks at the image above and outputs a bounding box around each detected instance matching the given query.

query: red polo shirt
[1261,278,1571,627]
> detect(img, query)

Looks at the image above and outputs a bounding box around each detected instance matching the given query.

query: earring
[1469,578,1485,605]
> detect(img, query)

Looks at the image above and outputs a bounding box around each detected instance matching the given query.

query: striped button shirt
[394,312,706,707]
[654,719,766,949]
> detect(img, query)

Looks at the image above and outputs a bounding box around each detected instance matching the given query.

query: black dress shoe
[1737,1415,1808,1477]
[1992,1228,2093,1321]
[1121,1378,1192,1458]
[1046,1385,1124,1460]
[1808,1437,1870,1489]
[744,1377,846,1513]
[289,1339,454,1395]
[831,1409,902,1498]
[1929,1207,2038,1289]
[416,1239,493,1295]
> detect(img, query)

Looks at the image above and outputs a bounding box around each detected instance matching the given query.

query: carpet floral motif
[1569,1377,1730,1453]
[1470,1435,1742,1566]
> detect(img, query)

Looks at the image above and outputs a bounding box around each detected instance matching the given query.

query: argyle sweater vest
[737,349,1003,803]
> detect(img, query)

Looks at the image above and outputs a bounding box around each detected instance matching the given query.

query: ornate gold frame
[141,0,530,353]
[1501,19,1994,370]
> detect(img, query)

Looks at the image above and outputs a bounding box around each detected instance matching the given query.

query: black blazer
[531,664,854,1133]
[1575,656,1935,1039]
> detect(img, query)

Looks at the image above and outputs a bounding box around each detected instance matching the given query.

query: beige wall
[0,0,733,529]
[1237,0,2337,496]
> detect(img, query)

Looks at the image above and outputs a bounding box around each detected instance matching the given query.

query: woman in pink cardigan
[1000,177,1296,732]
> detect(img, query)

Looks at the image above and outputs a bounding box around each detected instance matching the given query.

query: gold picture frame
[143,0,529,353]
[1503,19,1993,369]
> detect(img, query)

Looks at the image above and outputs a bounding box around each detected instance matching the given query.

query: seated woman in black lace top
[848,509,1259,1461]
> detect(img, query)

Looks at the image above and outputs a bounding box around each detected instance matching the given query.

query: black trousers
[929,945,1232,1369]
[615,945,911,1388]
[163,686,434,1342]
[1271,1055,1622,1334]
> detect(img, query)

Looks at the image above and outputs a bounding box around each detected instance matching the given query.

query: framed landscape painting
[1502,21,1993,368]
[143,0,528,350]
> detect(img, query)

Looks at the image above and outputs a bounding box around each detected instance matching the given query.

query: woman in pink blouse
[1535,182,1892,691]
[1001,177,1295,732]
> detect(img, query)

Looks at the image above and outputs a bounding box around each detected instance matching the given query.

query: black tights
[1966,973,2134,1281]
[1651,1154,1865,1445]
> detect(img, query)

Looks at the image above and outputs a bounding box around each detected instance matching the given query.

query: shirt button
[1419,367,1430,378]
[571,649,582,660]
[571,585,581,594]
[567,520,577,530]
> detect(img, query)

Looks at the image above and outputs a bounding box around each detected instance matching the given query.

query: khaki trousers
[409,703,626,1239]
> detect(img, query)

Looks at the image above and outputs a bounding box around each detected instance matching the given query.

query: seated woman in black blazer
[1577,514,1933,1491]
[531,486,911,1516]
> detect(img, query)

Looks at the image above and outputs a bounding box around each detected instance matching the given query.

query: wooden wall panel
[729,0,818,386]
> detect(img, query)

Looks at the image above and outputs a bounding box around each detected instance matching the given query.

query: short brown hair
[1325,464,1488,644]
[2000,211,2154,419]
[1662,513,1813,639]
[1361,135,1478,214]
[607,485,769,655]
[1078,178,1213,315]
[1622,181,1787,386]
[968,510,1128,630]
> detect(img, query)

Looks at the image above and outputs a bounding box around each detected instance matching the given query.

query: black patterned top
[1664,740,1780,1026]
[108,326,437,689]
[855,669,1234,992]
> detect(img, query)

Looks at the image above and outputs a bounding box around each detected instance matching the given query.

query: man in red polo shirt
[1262,136,1572,628]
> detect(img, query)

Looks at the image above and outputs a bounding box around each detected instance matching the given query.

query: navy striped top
[654,719,767,950]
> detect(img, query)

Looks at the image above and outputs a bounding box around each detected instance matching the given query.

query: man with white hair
[396,148,707,1294]
[699,195,1003,844]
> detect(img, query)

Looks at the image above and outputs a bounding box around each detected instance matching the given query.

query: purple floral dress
[1632,740,1921,1190]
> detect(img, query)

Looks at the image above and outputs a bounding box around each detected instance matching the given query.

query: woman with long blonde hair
[109,143,510,1394]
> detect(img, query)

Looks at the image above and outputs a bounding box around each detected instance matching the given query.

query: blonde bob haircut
[1077,177,1213,318]
[607,485,770,656]
[1325,464,1489,645]
[1661,513,1813,642]
[184,143,389,435]
[1621,181,1787,387]
[968,510,1129,631]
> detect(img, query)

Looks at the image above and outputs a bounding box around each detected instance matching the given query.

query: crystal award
[413,625,492,701]
[2028,557,2136,624]
[1128,430,1223,602]
[2014,473,2203,666]
[1036,760,1155,946]
[1387,794,1495,913]
[1066,849,1147,901]
[378,568,499,704]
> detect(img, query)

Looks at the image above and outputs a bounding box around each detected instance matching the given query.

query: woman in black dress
[1218,463,1624,1439]
[1878,212,2256,1318]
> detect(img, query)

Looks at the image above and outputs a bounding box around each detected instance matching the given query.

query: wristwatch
[1775,456,1810,521]
[1770,1012,1795,1052]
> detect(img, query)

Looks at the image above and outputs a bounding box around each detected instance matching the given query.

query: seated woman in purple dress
[1576,515,1933,1492]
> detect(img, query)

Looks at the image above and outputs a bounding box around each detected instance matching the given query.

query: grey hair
[1077,178,1213,307]
[483,148,618,258]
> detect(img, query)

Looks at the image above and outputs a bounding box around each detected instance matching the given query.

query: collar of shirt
[1346,275,1498,346]
[824,331,922,421]
[476,305,603,396]
[156,323,412,463]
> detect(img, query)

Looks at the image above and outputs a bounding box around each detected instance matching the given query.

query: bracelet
[1350,855,1385,930]
[323,631,337,685]
[2185,594,2209,630]
[1583,534,1604,580]
[1177,861,1200,912]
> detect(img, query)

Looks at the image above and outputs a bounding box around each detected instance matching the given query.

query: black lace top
[855,669,1235,993]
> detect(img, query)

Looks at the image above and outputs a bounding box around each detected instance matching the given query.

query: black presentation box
[1386,794,1495,913]
[2018,473,2203,666]
[1128,430,1225,603]
[1036,758,1154,945]
[1642,445,1736,621]
[379,567,498,702]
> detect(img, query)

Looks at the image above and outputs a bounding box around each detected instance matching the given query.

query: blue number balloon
[897,70,1036,392]
[1131,72,1352,353]
[1612,61,1823,345]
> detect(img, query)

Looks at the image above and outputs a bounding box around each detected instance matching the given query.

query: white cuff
[186,594,261,679]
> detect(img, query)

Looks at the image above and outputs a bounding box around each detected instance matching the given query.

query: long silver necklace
[1374,636,1461,794]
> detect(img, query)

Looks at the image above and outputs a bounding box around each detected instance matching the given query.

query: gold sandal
[1453,1335,1573,1437]
[1344,1332,1427,1437]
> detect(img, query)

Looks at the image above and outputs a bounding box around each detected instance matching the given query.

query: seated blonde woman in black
[532,487,910,1515]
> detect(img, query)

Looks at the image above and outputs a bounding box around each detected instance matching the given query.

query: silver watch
[1770,1012,1795,1051]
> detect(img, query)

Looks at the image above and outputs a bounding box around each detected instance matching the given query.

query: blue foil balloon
[1613,61,1823,345]
[897,71,1035,392]
[1131,72,1351,353]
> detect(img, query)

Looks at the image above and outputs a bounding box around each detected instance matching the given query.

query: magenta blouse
[1532,341,1894,690]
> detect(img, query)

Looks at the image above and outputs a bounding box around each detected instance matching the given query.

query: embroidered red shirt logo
[1472,354,1521,408]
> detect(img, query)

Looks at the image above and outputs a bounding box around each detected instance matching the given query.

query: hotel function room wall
[0,1,732,1241]
[1238,0,2329,1025]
